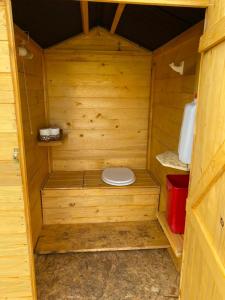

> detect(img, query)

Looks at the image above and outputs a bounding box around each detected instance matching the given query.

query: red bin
[166,174,189,234]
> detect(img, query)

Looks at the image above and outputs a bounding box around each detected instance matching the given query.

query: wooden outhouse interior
[3,0,215,297]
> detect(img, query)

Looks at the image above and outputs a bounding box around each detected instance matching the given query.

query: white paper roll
[39,128,50,136]
[178,99,197,164]
[50,128,60,136]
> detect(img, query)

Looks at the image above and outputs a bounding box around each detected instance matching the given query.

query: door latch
[13,148,19,162]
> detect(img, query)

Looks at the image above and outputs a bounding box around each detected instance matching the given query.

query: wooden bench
[36,170,169,254]
[41,169,160,224]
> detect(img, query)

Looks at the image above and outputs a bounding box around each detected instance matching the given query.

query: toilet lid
[102,167,136,186]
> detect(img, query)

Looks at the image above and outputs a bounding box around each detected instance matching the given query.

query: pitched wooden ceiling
[11,0,205,50]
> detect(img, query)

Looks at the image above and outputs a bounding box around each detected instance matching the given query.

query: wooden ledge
[157,211,183,257]
[35,220,169,254]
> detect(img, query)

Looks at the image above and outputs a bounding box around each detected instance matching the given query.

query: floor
[36,221,169,254]
[35,249,179,300]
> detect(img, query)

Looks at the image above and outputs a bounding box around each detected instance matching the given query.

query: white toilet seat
[102,167,136,186]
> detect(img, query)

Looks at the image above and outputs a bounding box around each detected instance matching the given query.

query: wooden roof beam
[88,0,209,8]
[80,1,89,34]
[110,4,126,34]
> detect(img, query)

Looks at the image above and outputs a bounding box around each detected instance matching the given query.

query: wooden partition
[14,26,49,246]
[44,27,152,171]
[0,0,35,298]
[149,22,203,211]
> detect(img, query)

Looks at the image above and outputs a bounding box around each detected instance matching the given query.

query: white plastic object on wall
[18,46,33,59]
[178,99,197,164]
[169,61,184,75]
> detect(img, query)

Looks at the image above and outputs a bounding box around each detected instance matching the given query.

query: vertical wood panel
[14,25,49,246]
[180,2,225,296]
[0,0,35,298]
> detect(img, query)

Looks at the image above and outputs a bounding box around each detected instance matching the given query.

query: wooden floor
[35,220,169,254]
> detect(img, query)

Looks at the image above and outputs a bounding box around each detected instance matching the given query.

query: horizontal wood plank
[36,220,169,254]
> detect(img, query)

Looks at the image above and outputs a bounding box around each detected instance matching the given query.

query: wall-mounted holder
[156,151,189,171]
[169,61,184,75]
[18,45,33,59]
[37,133,67,147]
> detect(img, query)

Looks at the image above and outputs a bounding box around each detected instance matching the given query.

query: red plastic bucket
[166,174,189,234]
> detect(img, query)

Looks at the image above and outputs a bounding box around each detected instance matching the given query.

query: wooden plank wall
[0,0,35,298]
[44,27,152,171]
[149,22,203,211]
[14,26,49,246]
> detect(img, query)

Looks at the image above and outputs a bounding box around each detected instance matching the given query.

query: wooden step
[42,170,160,225]
[35,220,170,254]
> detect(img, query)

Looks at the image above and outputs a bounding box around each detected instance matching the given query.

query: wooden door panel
[188,41,225,197]
[197,171,225,265]
[180,1,225,299]
[181,221,223,300]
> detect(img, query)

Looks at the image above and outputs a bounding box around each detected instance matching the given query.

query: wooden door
[180,1,225,299]
[0,0,36,298]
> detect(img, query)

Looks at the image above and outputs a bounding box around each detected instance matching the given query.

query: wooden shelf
[157,211,183,257]
[37,134,67,147]
[156,151,189,171]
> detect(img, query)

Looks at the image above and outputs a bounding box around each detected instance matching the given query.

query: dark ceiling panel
[116,5,205,50]
[89,2,117,30]
[11,0,205,50]
[12,0,82,48]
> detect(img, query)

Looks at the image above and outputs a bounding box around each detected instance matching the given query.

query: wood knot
[220,217,224,228]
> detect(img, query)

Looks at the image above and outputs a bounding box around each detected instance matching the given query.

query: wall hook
[169,61,184,75]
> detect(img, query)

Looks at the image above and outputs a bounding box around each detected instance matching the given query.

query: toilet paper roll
[39,128,51,136]
[50,128,60,136]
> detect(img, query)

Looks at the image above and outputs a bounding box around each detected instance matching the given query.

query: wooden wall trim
[199,16,225,52]
[146,63,155,170]
[87,0,210,8]
[80,0,89,35]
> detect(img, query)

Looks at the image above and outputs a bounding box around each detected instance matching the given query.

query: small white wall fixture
[169,61,184,75]
[18,46,33,59]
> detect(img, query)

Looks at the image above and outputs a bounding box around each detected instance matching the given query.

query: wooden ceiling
[11,0,205,50]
